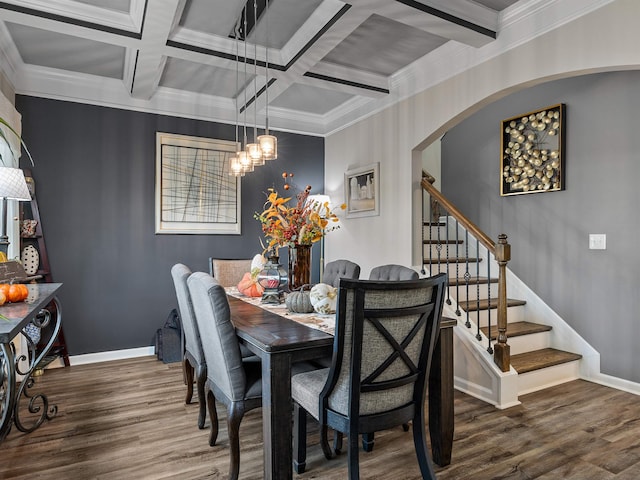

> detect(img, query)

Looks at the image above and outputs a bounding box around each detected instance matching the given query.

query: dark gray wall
[16,96,324,355]
[442,71,640,383]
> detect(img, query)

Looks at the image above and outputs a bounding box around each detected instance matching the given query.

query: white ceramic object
[21,244,39,275]
[309,283,338,314]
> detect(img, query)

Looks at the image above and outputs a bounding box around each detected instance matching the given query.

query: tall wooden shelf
[20,169,70,367]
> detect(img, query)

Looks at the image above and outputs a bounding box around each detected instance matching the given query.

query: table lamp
[0,167,31,256]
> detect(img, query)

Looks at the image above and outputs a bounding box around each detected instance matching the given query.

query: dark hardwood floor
[2,356,640,479]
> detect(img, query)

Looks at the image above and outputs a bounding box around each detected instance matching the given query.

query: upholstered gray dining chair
[291,274,447,479]
[322,259,361,287]
[171,263,207,429]
[171,263,257,430]
[209,258,252,287]
[187,272,262,480]
[369,263,419,281]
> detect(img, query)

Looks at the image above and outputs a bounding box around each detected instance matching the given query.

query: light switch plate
[589,234,606,250]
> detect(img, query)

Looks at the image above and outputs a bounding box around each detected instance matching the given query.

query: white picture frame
[155,132,241,234]
[344,162,379,218]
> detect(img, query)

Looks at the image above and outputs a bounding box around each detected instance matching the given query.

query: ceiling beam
[129,0,185,100]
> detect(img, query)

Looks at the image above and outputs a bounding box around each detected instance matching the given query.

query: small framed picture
[344,162,379,218]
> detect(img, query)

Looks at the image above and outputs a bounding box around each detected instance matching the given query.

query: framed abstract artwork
[500,103,566,196]
[155,132,241,234]
[344,162,379,218]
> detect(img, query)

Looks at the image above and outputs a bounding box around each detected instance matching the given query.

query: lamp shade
[0,167,31,201]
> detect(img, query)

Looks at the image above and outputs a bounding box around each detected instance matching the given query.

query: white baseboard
[59,346,156,367]
[587,372,640,397]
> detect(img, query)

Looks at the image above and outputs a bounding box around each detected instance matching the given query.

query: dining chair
[187,272,262,480]
[369,264,419,281]
[362,263,419,450]
[171,263,207,429]
[171,263,257,430]
[209,258,252,287]
[291,274,447,479]
[322,259,361,288]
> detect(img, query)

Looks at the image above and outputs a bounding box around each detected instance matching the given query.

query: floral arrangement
[255,185,345,253]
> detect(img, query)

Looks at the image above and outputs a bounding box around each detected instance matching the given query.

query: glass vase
[288,244,311,291]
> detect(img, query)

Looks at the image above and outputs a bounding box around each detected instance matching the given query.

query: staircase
[421,174,594,407]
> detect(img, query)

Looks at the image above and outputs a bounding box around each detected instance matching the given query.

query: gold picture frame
[500,103,566,196]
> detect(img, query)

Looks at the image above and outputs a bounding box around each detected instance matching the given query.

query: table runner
[225,287,335,335]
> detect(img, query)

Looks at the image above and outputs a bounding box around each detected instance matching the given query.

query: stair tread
[448,276,498,286]
[457,297,526,311]
[511,348,582,374]
[423,257,482,264]
[480,321,552,340]
[423,239,464,244]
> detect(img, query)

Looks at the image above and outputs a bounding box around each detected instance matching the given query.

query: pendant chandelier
[246,0,264,167]
[257,0,277,161]
[229,0,277,177]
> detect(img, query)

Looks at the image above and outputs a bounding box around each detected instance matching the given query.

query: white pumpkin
[251,253,266,272]
[309,283,338,314]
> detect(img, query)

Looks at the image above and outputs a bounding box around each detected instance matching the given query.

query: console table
[0,283,63,443]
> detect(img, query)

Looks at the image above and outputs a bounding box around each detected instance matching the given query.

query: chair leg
[413,415,437,480]
[183,356,194,404]
[347,431,361,480]
[227,402,245,480]
[195,365,207,429]
[320,425,334,460]
[402,422,410,432]
[206,389,219,446]
[334,431,343,454]
[293,403,307,474]
[362,432,375,452]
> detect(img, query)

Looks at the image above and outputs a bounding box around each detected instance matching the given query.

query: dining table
[226,288,455,480]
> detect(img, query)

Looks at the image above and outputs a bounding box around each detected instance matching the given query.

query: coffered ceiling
[0,0,591,135]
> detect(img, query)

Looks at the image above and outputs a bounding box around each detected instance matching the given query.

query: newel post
[493,234,511,372]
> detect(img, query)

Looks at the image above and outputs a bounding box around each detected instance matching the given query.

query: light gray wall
[16,96,324,355]
[442,71,640,383]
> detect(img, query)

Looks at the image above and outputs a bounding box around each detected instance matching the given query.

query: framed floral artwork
[155,132,241,234]
[500,104,566,196]
[344,162,379,218]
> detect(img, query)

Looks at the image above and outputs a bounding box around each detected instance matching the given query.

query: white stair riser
[423,225,450,238]
[460,304,526,326]
[449,283,496,302]
[493,331,551,356]
[424,262,483,279]
[517,361,581,396]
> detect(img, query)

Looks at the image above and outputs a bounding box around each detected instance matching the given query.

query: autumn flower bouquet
[255,185,345,253]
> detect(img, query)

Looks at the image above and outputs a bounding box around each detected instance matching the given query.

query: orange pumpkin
[18,284,28,299]
[237,272,264,297]
[0,283,10,300]
[8,284,26,303]
[0,290,6,306]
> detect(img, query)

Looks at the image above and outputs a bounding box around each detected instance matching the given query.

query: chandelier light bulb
[258,134,277,160]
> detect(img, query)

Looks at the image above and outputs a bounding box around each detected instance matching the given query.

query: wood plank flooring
[2,356,640,479]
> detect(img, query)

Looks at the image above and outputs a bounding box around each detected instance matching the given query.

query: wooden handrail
[421,176,495,252]
[421,171,511,372]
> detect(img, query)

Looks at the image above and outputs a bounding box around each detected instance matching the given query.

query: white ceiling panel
[270,82,354,115]
[160,56,253,97]
[321,14,448,76]
[73,0,131,13]
[6,22,124,79]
